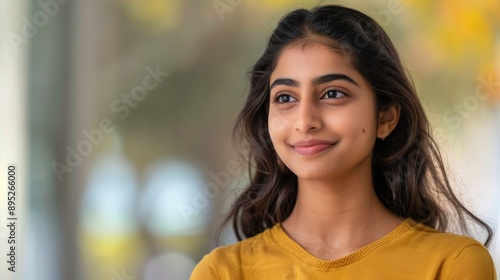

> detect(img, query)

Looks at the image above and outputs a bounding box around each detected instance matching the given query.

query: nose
[294,98,322,133]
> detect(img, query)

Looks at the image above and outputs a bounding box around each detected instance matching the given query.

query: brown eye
[323,90,346,99]
[276,94,297,103]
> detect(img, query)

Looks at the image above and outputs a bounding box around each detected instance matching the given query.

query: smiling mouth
[291,142,338,156]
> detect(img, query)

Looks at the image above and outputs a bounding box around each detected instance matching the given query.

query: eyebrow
[269,73,359,90]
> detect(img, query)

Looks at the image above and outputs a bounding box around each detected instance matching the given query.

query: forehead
[270,43,363,84]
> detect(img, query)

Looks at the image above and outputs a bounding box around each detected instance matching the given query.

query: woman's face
[268,43,379,180]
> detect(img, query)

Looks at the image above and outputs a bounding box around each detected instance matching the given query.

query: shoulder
[190,226,277,280]
[445,243,497,279]
[405,220,484,248]
[402,220,496,279]
[206,226,276,262]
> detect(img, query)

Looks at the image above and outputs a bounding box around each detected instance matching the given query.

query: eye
[275,94,297,103]
[323,89,346,99]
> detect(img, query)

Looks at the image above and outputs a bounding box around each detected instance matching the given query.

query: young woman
[191,5,496,279]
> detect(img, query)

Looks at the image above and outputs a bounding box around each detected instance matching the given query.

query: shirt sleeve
[190,254,218,280]
[446,244,497,280]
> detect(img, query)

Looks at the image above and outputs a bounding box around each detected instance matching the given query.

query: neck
[281,163,404,260]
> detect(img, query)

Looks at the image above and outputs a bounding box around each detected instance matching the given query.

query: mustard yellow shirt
[191,219,496,279]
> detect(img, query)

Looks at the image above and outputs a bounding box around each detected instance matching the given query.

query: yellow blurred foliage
[405,0,499,100]
[122,0,181,32]
[435,1,493,61]
[80,233,144,277]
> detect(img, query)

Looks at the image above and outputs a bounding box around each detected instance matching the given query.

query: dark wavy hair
[218,4,493,246]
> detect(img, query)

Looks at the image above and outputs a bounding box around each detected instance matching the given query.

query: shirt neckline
[270,218,414,269]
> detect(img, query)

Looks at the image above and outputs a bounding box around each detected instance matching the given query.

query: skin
[268,42,403,260]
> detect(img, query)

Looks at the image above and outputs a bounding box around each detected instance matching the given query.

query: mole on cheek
[362,128,366,133]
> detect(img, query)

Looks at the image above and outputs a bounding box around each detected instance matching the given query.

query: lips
[290,139,337,156]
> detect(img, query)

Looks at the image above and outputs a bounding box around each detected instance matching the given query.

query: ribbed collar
[269,218,414,269]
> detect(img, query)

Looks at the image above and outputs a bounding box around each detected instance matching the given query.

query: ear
[377,104,400,139]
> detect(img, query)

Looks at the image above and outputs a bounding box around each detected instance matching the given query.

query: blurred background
[0,0,499,279]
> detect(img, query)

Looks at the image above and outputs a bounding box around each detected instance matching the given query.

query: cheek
[268,110,290,142]
[326,107,377,134]
[268,111,295,162]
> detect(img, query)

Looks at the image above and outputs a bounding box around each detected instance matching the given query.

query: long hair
[218,4,493,246]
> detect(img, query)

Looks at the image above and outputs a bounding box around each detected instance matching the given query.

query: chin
[289,168,336,181]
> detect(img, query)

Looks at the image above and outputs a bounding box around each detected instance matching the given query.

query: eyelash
[273,89,347,104]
